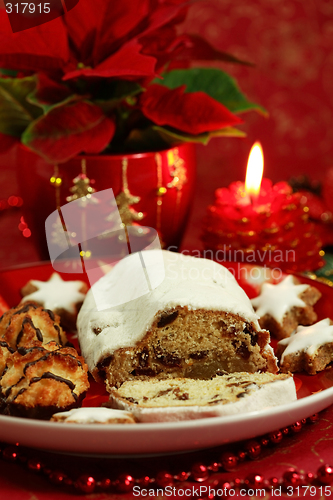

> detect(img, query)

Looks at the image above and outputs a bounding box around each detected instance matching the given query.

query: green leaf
[0,76,42,136]
[155,68,267,115]
[153,125,246,145]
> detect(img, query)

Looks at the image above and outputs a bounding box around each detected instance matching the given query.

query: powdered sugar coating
[251,275,309,323]
[22,273,86,314]
[279,318,333,361]
[51,407,135,424]
[77,250,263,373]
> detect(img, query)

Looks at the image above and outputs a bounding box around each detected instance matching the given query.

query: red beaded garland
[98,478,111,490]
[75,474,96,493]
[290,421,302,433]
[2,446,19,462]
[0,413,325,495]
[208,461,220,472]
[156,471,174,487]
[174,471,190,481]
[220,452,238,471]
[317,465,333,485]
[245,440,261,459]
[283,468,303,488]
[137,475,151,487]
[191,463,209,482]
[270,477,280,487]
[305,472,315,483]
[27,458,43,472]
[245,473,264,487]
[233,477,243,488]
[116,474,135,492]
[269,430,283,443]
[48,470,67,485]
[261,437,269,446]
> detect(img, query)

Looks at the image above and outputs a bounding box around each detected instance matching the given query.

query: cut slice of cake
[108,372,296,422]
[77,250,278,390]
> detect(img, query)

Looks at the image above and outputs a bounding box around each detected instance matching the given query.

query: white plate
[0,263,332,456]
[0,388,332,456]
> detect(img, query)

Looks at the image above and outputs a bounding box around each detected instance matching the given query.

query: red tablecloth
[0,407,331,499]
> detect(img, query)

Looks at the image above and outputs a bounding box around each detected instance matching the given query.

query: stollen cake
[77,250,277,390]
[109,372,296,422]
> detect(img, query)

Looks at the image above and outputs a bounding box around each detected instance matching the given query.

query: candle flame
[245,142,264,197]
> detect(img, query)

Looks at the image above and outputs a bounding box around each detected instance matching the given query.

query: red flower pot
[16,143,196,260]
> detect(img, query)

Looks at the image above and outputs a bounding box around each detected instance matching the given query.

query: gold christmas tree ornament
[113,158,145,225]
[167,148,187,190]
[66,159,96,205]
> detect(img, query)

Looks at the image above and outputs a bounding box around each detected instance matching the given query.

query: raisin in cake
[277,318,333,374]
[251,275,321,340]
[109,372,296,422]
[77,250,277,390]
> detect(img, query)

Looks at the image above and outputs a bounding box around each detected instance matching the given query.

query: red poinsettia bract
[0,0,262,163]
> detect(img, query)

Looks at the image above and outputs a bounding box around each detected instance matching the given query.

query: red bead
[245,473,264,487]
[317,465,333,484]
[290,421,302,433]
[191,463,209,482]
[137,476,151,487]
[218,481,232,496]
[245,440,261,459]
[2,446,19,462]
[270,477,279,487]
[174,471,190,481]
[75,475,96,493]
[309,413,319,423]
[301,418,307,425]
[283,468,302,487]
[156,471,174,487]
[208,461,220,472]
[233,477,243,488]
[27,458,43,472]
[116,474,135,492]
[237,450,246,462]
[220,452,238,471]
[261,437,269,446]
[282,427,289,435]
[269,431,283,443]
[97,478,111,490]
[306,472,315,483]
[49,470,67,485]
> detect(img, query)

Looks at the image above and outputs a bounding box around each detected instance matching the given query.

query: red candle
[202,143,324,272]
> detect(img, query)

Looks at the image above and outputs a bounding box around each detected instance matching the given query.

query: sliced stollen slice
[108,372,296,422]
[77,250,278,390]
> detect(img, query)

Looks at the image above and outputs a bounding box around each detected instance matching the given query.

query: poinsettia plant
[0,0,265,164]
